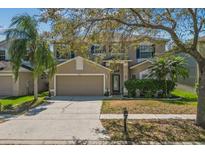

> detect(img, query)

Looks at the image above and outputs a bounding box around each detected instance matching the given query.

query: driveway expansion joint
[61,103,73,113]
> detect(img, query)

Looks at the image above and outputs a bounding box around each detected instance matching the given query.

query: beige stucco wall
[0,64,32,96]
[49,58,111,95]
[0,75,13,96]
[19,72,49,96]
[155,42,166,56]
[0,71,48,96]
[0,72,22,96]
[18,72,34,96]
[129,61,152,79]
[128,45,137,65]
[38,77,48,92]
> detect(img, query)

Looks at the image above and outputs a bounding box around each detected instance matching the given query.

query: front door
[112,74,120,94]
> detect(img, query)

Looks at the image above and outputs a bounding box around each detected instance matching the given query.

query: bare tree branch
[188,8,199,49]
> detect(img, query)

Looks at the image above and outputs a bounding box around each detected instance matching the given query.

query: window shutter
[90,45,95,54]
[70,51,75,58]
[152,44,155,57]
[136,47,140,59]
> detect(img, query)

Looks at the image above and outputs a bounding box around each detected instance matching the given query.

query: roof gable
[0,61,31,72]
[57,56,112,72]
[130,60,152,70]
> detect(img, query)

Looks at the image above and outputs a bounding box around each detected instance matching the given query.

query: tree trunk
[34,77,38,101]
[196,64,205,128]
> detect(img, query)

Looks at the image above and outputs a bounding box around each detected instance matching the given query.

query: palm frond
[148,55,189,82]
[5,14,38,41]
[8,39,27,80]
[33,39,56,78]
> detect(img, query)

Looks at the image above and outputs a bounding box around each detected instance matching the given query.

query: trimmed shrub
[124,79,176,98]
[158,80,176,97]
[124,79,137,97]
[3,104,14,111]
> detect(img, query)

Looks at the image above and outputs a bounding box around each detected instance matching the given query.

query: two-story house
[0,40,48,97]
[49,35,168,96]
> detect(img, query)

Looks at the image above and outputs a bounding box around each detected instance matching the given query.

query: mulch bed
[101,119,205,143]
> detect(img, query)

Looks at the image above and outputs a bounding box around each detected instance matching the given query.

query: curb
[0,139,204,145]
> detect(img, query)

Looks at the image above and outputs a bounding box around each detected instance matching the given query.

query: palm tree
[148,58,170,81]
[5,14,56,100]
[148,55,189,96]
[167,56,189,82]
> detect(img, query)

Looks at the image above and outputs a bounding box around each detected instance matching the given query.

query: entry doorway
[112,74,120,95]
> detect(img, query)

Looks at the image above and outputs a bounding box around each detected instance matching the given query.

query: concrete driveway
[0,96,109,144]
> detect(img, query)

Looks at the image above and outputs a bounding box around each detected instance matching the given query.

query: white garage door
[56,75,104,96]
[0,75,13,96]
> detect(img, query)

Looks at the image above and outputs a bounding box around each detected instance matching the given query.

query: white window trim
[54,73,106,96]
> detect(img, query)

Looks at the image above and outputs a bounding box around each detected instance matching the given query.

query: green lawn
[0,96,34,106]
[0,91,48,107]
[171,88,198,101]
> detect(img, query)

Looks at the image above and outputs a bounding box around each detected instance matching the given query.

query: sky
[0,8,51,41]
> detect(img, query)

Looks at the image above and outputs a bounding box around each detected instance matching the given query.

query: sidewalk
[100,114,196,120]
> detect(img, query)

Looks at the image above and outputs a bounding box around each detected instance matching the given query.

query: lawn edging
[103,97,183,101]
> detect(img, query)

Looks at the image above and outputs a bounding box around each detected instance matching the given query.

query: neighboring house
[0,40,48,97]
[177,52,198,87]
[178,37,205,87]
[49,35,168,96]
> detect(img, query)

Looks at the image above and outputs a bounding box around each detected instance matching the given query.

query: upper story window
[136,45,155,59]
[90,44,105,54]
[0,50,5,61]
[56,51,76,59]
[68,51,75,59]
